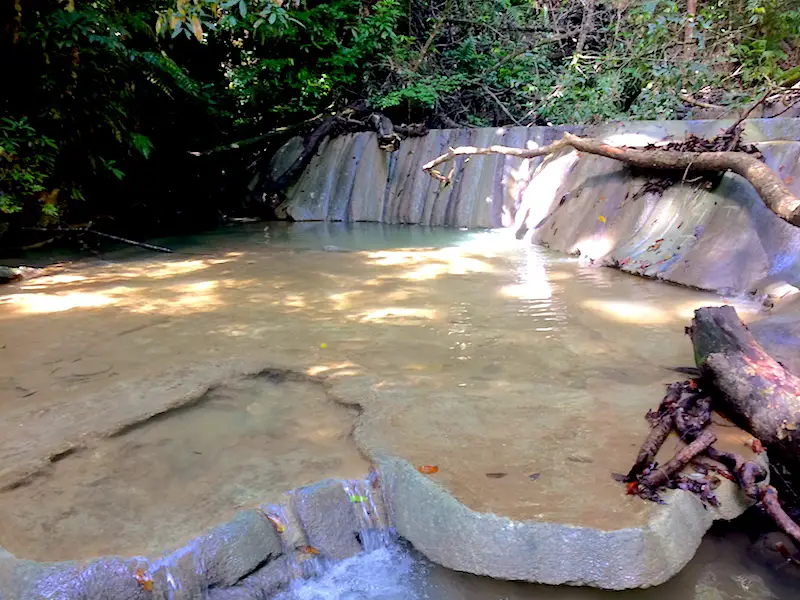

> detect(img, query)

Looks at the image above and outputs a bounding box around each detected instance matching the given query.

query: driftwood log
[689,305,800,471]
[621,306,800,548]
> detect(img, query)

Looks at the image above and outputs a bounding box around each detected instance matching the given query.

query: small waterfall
[263,473,399,598]
[342,474,396,553]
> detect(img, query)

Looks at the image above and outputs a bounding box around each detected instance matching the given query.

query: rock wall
[273,118,800,294]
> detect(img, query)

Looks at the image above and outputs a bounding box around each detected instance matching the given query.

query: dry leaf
[191,16,203,41]
[418,465,439,474]
[134,568,154,591]
[265,513,286,533]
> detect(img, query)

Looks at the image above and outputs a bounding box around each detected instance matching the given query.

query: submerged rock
[0,266,23,284]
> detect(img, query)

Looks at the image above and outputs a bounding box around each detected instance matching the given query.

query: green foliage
[1,0,229,228]
[2,0,799,236]
[0,118,58,215]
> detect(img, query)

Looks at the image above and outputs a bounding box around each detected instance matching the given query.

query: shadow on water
[2,222,795,598]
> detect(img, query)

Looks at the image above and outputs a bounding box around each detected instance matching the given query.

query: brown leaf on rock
[485,472,507,479]
[135,568,154,592]
[418,465,439,474]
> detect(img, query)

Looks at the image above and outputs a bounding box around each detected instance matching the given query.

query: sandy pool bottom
[0,225,761,561]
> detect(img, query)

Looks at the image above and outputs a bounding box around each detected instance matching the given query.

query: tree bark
[639,429,717,489]
[684,0,697,62]
[627,382,682,479]
[689,305,800,470]
[422,132,800,226]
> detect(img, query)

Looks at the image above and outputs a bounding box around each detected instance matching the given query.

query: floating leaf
[417,465,438,474]
[348,495,368,503]
[485,472,507,479]
[265,513,286,533]
[528,472,540,481]
[787,176,793,184]
[300,545,320,555]
[319,342,327,349]
[598,215,606,223]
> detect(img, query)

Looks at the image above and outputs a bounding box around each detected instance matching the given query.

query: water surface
[0,222,785,598]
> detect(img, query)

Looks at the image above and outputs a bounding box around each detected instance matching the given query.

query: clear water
[274,521,798,600]
[1,222,795,598]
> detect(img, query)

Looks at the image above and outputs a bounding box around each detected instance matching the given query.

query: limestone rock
[292,479,363,560]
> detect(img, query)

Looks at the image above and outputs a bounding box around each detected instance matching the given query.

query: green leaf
[131,133,154,159]
[239,0,247,19]
[268,11,277,25]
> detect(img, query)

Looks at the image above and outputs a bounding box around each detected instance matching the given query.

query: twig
[626,383,683,480]
[680,93,724,110]
[410,0,453,74]
[639,429,716,489]
[725,87,773,135]
[24,227,173,253]
[770,94,800,118]
[482,86,522,126]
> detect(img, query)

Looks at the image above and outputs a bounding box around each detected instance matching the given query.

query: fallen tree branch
[626,382,682,480]
[264,104,426,195]
[680,93,724,110]
[762,485,800,546]
[24,227,173,253]
[422,132,800,226]
[619,305,800,549]
[639,429,717,489]
[689,306,800,470]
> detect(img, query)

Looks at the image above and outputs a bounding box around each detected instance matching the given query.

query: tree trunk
[684,0,697,62]
[688,305,800,470]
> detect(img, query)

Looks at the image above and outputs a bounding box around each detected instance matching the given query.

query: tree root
[264,103,427,196]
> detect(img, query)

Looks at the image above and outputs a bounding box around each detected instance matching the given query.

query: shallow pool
[0,222,790,598]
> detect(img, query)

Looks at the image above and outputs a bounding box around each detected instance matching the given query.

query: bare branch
[680,93,724,110]
[423,132,800,226]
